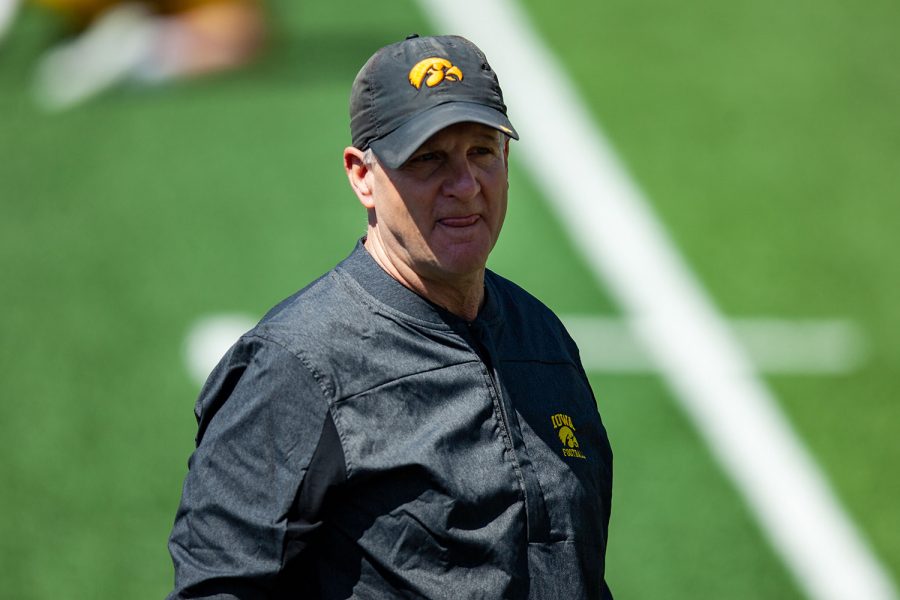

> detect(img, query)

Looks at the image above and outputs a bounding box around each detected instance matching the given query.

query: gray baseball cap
[349,34,519,168]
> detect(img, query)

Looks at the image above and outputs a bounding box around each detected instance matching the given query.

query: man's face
[366,122,510,284]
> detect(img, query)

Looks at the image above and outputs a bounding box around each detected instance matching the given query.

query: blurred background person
[28,0,267,110]
[0,0,22,43]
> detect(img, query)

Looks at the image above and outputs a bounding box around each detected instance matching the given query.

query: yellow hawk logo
[408,57,464,89]
[558,426,579,449]
[551,413,587,459]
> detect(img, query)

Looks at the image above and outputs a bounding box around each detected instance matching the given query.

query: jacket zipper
[467,322,551,542]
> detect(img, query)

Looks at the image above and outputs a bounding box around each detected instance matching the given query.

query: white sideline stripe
[565,316,867,374]
[184,314,865,384]
[184,314,256,387]
[414,1,898,599]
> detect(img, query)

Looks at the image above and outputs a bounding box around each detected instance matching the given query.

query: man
[168,34,614,599]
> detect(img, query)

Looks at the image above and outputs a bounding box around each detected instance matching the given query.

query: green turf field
[1,0,898,598]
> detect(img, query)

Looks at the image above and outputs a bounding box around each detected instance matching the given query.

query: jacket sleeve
[166,334,342,599]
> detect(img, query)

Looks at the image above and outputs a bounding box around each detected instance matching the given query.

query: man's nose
[442,157,480,200]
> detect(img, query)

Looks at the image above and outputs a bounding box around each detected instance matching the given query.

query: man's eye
[470,146,494,156]
[411,152,439,163]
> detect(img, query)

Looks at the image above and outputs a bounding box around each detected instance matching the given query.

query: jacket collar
[337,239,501,328]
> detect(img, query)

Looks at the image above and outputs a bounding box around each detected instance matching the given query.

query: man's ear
[344,147,375,209]
[503,137,510,168]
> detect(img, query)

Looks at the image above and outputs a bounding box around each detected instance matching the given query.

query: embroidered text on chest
[551,413,587,459]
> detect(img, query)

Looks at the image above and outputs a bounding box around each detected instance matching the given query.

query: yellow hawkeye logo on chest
[551,413,586,459]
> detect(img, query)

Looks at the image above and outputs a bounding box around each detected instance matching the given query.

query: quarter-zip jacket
[168,241,614,599]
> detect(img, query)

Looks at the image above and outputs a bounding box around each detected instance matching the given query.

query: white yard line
[183,314,256,386]
[185,314,865,380]
[413,1,898,599]
[564,316,866,375]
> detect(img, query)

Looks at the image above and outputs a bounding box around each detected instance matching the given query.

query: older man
[168,34,613,599]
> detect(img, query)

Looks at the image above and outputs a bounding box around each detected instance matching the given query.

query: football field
[1,0,898,598]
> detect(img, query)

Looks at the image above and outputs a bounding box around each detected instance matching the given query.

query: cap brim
[369,102,519,169]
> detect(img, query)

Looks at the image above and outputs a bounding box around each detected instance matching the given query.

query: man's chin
[425,251,491,281]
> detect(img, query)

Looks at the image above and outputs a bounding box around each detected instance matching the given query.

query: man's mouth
[438,215,480,228]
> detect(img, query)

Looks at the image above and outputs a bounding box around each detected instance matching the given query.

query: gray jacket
[168,242,614,599]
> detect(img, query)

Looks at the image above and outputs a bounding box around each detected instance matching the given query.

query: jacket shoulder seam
[241,333,355,477]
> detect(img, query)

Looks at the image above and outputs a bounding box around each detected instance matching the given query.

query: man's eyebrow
[409,146,439,156]
[471,132,503,145]
[413,130,501,153]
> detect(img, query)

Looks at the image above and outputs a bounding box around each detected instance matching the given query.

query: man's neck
[363,237,485,322]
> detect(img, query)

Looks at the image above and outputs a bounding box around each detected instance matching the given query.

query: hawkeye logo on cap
[408,57,463,89]
[551,413,586,459]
